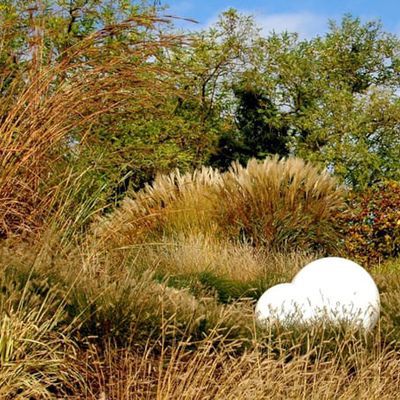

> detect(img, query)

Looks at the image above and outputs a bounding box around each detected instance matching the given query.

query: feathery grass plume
[94,166,222,249]
[0,13,184,238]
[96,156,345,253]
[214,157,345,252]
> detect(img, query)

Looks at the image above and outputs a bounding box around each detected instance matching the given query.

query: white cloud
[255,12,328,39]
[201,10,329,39]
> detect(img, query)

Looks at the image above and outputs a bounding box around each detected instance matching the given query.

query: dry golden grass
[0,232,400,398]
[94,166,222,249]
[113,235,317,311]
[0,282,84,398]
[133,234,312,281]
[80,326,400,400]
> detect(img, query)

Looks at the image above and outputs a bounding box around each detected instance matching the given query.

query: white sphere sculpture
[255,257,380,330]
[255,283,307,325]
[292,257,380,330]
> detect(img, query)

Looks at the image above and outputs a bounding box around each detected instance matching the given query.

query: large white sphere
[292,257,380,330]
[255,283,310,325]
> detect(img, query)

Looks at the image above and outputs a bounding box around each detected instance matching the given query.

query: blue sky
[163,0,400,38]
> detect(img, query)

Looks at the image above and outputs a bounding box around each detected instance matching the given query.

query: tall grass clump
[0,232,399,397]
[216,157,345,251]
[129,235,315,303]
[0,279,83,398]
[0,12,182,238]
[96,157,345,253]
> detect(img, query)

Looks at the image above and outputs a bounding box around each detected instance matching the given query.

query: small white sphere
[292,257,380,330]
[255,283,309,326]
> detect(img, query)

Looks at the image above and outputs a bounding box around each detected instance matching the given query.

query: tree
[233,83,290,158]
[293,16,400,188]
[209,14,400,188]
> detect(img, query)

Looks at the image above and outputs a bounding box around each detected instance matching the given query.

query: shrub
[340,181,400,265]
[373,260,400,344]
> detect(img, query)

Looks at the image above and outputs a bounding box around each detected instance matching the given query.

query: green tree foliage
[171,10,263,170]
[233,84,290,158]
[219,14,400,188]
[210,83,291,170]
[292,16,400,188]
[193,11,400,188]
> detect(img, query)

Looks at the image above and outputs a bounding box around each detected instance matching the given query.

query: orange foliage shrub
[340,181,400,265]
